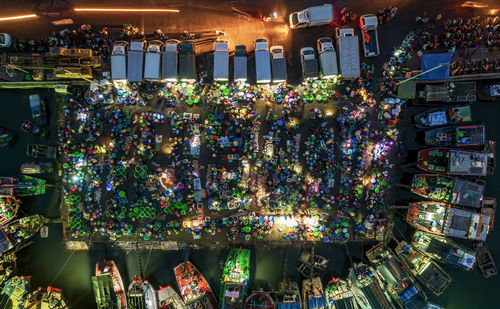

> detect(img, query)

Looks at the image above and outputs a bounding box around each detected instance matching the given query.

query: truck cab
[300,47,319,80]
[289,4,334,29]
[270,46,287,83]
[359,14,380,57]
[316,37,338,79]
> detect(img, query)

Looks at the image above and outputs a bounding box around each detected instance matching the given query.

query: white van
[289,4,334,29]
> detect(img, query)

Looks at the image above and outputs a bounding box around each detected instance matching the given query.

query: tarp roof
[308,297,327,308]
[420,53,452,80]
[277,302,301,309]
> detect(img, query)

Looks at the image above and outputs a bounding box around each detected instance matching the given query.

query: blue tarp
[277,302,301,309]
[420,53,452,80]
[308,296,327,308]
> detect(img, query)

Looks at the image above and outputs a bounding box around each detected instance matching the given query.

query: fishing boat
[0,276,31,309]
[0,195,19,226]
[0,126,16,146]
[414,105,472,129]
[411,231,476,271]
[481,197,496,231]
[410,174,484,208]
[297,249,329,278]
[406,201,490,241]
[0,253,16,286]
[27,144,57,159]
[174,261,218,308]
[127,277,157,309]
[0,175,46,196]
[93,260,127,309]
[324,278,359,309]
[243,290,274,309]
[417,145,495,176]
[29,94,48,126]
[276,280,301,309]
[347,263,395,309]
[0,214,48,255]
[302,277,326,309]
[424,124,485,147]
[366,243,429,309]
[21,120,47,138]
[20,162,54,175]
[157,285,187,309]
[394,241,452,296]
[220,248,250,309]
[23,286,69,309]
[473,242,497,278]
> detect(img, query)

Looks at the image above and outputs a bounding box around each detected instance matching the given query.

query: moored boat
[414,105,471,129]
[29,94,48,126]
[20,162,54,175]
[410,174,484,208]
[481,197,496,231]
[243,290,274,309]
[417,145,495,176]
[0,214,48,255]
[27,144,57,159]
[93,259,127,309]
[411,230,476,271]
[0,275,31,309]
[127,277,157,309]
[424,124,485,147]
[324,278,359,309]
[0,175,46,196]
[23,286,69,309]
[406,201,490,241]
[394,241,452,296]
[473,242,497,278]
[302,277,326,309]
[0,253,16,286]
[0,195,20,226]
[0,126,16,146]
[276,280,301,309]
[21,120,47,138]
[220,248,250,309]
[477,81,500,101]
[157,285,187,309]
[174,261,218,308]
[347,263,395,309]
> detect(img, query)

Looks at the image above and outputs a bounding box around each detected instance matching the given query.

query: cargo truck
[360,14,380,57]
[144,40,162,81]
[316,37,338,79]
[161,39,179,82]
[213,40,229,82]
[255,38,271,84]
[289,4,334,29]
[179,41,196,82]
[270,46,287,83]
[300,47,319,80]
[335,27,360,79]
[127,40,145,82]
[111,41,127,81]
[234,45,247,82]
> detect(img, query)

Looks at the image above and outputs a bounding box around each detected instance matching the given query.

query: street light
[0,14,37,22]
[74,8,180,13]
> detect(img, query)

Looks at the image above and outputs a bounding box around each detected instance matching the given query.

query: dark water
[0,89,499,309]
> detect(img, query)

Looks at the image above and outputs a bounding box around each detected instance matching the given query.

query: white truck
[300,47,319,80]
[234,45,247,82]
[254,38,272,84]
[213,40,229,82]
[316,37,338,79]
[360,14,380,57]
[161,39,179,82]
[335,27,360,79]
[179,41,196,82]
[289,4,334,29]
[111,41,127,81]
[270,46,287,83]
[144,40,162,81]
[127,40,145,82]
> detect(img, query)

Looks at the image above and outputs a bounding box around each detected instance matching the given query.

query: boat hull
[174,261,218,308]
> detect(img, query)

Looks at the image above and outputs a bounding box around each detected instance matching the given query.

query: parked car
[21,120,47,138]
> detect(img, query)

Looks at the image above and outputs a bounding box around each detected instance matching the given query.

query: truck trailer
[179,41,196,82]
[144,40,162,81]
[161,39,179,82]
[127,40,145,82]
[234,45,247,82]
[335,27,360,79]
[255,38,272,84]
[270,46,287,83]
[111,41,127,81]
[317,37,338,79]
[213,40,229,82]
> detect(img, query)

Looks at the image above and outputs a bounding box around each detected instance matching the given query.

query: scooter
[415,12,429,24]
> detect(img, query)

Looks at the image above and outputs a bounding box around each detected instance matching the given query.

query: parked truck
[144,40,162,81]
[213,40,229,82]
[234,45,247,82]
[289,4,334,29]
[255,38,272,84]
[161,39,179,82]
[335,27,360,79]
[300,47,319,80]
[179,41,196,82]
[127,40,145,82]
[316,37,338,79]
[270,46,287,83]
[360,14,380,57]
[111,41,127,81]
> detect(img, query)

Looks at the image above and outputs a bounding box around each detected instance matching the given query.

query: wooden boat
[0,175,46,196]
[21,120,47,138]
[424,125,485,147]
[243,290,274,309]
[324,278,359,309]
[20,162,54,175]
[410,174,484,208]
[0,126,16,147]
[347,263,395,309]
[302,277,327,309]
[29,94,48,126]
[157,285,187,309]
[276,280,301,308]
[406,201,490,241]
[174,261,218,308]
[0,215,48,255]
[220,248,250,309]
[0,253,16,286]
[417,144,495,176]
[414,105,471,129]
[0,275,31,309]
[127,277,157,309]
[297,249,329,278]
[93,259,127,309]
[0,195,20,226]
[473,242,497,278]
[27,144,57,159]
[23,286,69,309]
[394,241,452,296]
[366,243,429,308]
[412,231,476,271]
[481,197,496,231]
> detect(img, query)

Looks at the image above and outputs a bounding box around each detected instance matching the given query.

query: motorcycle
[340,7,356,23]
[415,12,429,24]
[262,12,278,22]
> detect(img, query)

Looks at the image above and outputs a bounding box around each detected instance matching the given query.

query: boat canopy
[0,230,12,254]
[277,303,301,309]
[308,296,326,308]
[448,150,488,175]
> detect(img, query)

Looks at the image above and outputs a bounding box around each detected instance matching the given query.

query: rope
[51,250,77,285]
[344,243,354,267]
